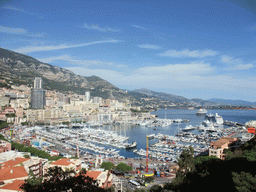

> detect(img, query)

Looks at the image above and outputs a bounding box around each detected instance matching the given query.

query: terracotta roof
[0,166,28,181]
[51,158,74,166]
[1,157,30,168]
[82,171,102,180]
[0,180,25,191]
[212,137,237,147]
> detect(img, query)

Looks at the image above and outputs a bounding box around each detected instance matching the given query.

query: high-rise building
[93,97,102,103]
[34,77,42,89]
[85,91,90,102]
[31,77,45,109]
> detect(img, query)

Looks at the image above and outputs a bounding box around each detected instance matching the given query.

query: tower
[85,91,90,102]
[31,77,45,109]
[34,77,42,89]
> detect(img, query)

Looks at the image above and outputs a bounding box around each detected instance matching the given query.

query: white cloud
[38,54,125,68]
[15,39,120,53]
[221,55,241,64]
[38,54,72,63]
[235,64,254,70]
[138,44,161,49]
[0,25,45,37]
[131,25,145,29]
[66,61,256,95]
[160,49,218,58]
[3,5,43,19]
[84,23,118,32]
[221,55,254,70]
[0,26,27,34]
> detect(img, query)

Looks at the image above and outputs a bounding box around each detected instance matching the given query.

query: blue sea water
[99,109,256,158]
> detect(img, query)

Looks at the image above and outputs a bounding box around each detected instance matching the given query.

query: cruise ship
[196,108,207,115]
[205,113,224,125]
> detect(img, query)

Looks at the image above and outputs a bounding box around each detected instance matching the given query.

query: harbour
[7,109,255,163]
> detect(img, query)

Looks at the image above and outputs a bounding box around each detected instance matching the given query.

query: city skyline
[1,0,256,102]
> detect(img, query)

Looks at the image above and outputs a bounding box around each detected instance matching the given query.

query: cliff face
[0,48,119,98]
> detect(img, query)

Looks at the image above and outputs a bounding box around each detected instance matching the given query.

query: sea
[97,109,256,158]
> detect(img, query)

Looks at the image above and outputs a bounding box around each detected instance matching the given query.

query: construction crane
[146,135,149,173]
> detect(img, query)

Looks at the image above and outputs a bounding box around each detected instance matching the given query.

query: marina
[7,109,256,163]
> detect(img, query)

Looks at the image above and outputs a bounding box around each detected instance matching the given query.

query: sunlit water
[92,109,256,158]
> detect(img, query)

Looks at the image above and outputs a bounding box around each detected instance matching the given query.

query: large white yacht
[196,108,207,115]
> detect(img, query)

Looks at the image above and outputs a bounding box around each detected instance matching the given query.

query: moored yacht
[126,141,137,149]
[181,125,196,132]
[196,108,207,115]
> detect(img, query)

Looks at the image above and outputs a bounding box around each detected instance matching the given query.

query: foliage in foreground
[21,167,108,192]
[164,136,256,192]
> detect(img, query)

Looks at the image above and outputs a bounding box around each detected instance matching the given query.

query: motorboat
[181,125,196,132]
[126,141,137,149]
[147,134,155,139]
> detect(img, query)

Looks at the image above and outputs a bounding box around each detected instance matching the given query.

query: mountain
[208,98,256,107]
[0,48,128,100]
[132,88,191,103]
[0,48,255,107]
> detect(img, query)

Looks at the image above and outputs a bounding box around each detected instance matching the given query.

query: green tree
[194,155,218,165]
[177,146,195,174]
[23,154,30,158]
[232,172,256,192]
[5,113,16,118]
[100,162,115,171]
[25,170,43,187]
[150,184,162,191]
[145,176,154,183]
[0,121,9,129]
[134,188,149,192]
[115,162,132,172]
[21,166,107,192]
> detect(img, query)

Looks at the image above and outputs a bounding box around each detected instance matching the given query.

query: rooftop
[1,157,30,168]
[0,166,28,181]
[0,179,24,191]
[211,137,237,147]
[51,158,75,166]
[77,170,102,180]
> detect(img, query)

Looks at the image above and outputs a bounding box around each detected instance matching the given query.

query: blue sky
[1,0,256,102]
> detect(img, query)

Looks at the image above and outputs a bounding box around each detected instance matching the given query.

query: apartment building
[0,140,11,153]
[43,158,81,175]
[209,137,238,160]
[78,170,113,189]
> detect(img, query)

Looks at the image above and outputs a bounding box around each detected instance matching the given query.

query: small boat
[147,134,155,139]
[181,125,196,132]
[126,141,137,149]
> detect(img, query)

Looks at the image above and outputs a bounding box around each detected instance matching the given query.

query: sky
[1,0,256,102]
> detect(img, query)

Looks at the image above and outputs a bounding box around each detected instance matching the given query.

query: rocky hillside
[1,48,255,107]
[133,88,191,103]
[0,48,130,100]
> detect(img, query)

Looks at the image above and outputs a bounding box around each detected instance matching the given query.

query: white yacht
[196,108,207,115]
[181,125,196,132]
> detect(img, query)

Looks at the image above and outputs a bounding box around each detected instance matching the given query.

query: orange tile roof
[0,179,25,191]
[1,157,30,168]
[0,166,28,181]
[51,158,74,166]
[211,137,237,147]
[83,171,102,180]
